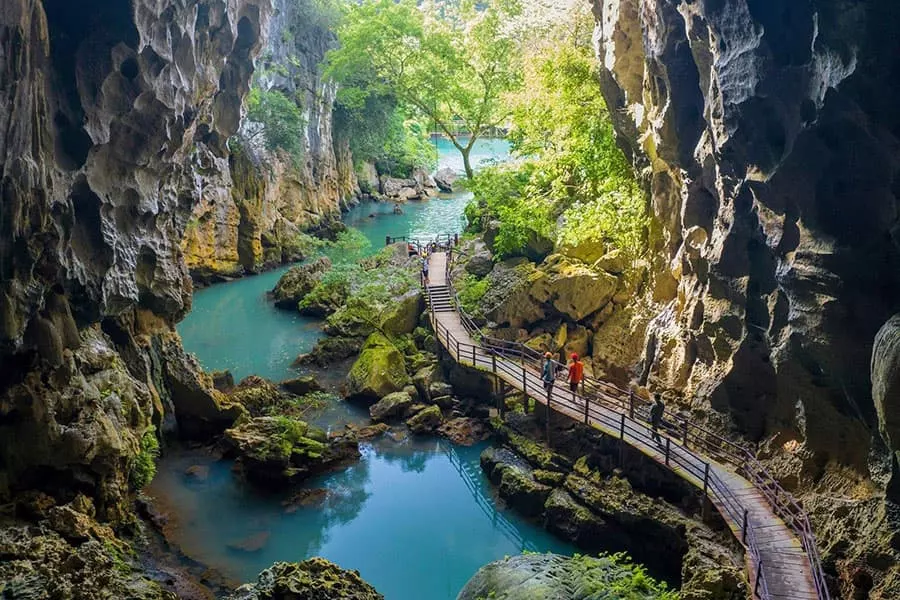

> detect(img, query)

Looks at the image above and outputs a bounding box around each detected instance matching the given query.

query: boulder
[437,417,490,446]
[434,167,457,192]
[530,255,619,321]
[431,395,456,409]
[271,257,332,310]
[211,370,235,392]
[229,376,289,417]
[356,161,380,195]
[412,364,443,399]
[347,333,410,401]
[480,446,550,517]
[229,558,383,600]
[406,405,443,434]
[223,416,359,488]
[369,391,414,422]
[428,381,454,400]
[380,290,424,336]
[380,176,419,200]
[544,488,606,548]
[481,259,545,328]
[295,337,363,367]
[558,237,608,264]
[592,249,628,275]
[281,375,324,396]
[411,167,438,191]
[465,251,494,278]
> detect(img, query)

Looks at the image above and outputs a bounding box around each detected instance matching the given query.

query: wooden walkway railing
[418,245,830,600]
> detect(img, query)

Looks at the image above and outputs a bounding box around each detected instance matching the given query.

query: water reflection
[149,437,574,600]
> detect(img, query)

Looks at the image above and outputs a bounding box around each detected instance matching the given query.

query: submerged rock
[437,417,490,446]
[457,553,675,600]
[295,337,363,367]
[272,257,333,310]
[281,376,324,396]
[230,557,383,600]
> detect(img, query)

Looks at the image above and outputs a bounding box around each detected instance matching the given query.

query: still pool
[149,439,576,599]
[164,138,578,598]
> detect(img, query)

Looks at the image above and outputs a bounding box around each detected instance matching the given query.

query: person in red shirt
[568,353,584,393]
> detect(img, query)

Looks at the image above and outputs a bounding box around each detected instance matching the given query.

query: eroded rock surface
[591,1,900,594]
[230,558,383,600]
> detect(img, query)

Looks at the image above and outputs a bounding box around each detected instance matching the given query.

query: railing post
[682,421,689,448]
[471,344,476,366]
[521,367,527,394]
[492,354,497,373]
[619,413,626,440]
[455,340,460,361]
[754,561,762,595]
[703,462,710,495]
[665,437,670,466]
[742,509,749,544]
[628,392,635,419]
[583,394,589,424]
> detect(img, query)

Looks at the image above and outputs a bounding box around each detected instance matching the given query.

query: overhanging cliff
[592,1,900,596]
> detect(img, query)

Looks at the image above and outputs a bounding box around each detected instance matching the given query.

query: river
[156,138,579,599]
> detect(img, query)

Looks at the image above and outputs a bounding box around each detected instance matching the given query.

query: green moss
[128,427,160,490]
[504,429,570,472]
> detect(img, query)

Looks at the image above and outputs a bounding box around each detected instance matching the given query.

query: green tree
[245,88,306,159]
[326,0,522,178]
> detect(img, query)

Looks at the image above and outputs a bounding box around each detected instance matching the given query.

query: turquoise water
[178,137,510,382]
[150,439,576,599]
[433,136,512,174]
[167,137,578,599]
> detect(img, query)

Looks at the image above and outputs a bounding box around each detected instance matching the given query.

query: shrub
[245,88,306,160]
[129,426,160,490]
[457,274,490,317]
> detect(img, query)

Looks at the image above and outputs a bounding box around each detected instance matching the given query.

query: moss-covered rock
[223,416,359,488]
[406,405,443,434]
[347,334,410,401]
[501,429,571,472]
[436,417,490,446]
[281,375,324,396]
[380,290,424,336]
[457,553,678,600]
[229,376,291,416]
[295,336,363,367]
[230,557,383,600]
[271,257,332,310]
[369,391,413,423]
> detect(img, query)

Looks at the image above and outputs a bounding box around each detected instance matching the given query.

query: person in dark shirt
[650,394,665,444]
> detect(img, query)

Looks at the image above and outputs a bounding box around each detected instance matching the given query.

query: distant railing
[424,248,830,600]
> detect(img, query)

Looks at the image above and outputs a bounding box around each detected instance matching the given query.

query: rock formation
[182,0,358,283]
[0,0,271,594]
[591,0,900,596]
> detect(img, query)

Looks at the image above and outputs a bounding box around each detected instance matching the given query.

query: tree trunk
[460,145,474,179]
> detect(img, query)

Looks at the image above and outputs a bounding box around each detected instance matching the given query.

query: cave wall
[181,0,358,282]
[0,0,271,518]
[591,0,900,596]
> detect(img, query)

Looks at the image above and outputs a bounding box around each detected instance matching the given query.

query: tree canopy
[326,0,522,178]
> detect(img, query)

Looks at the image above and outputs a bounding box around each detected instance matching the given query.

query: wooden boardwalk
[426,251,821,600]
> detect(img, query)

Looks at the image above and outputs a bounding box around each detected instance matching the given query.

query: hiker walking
[422,255,430,285]
[567,353,584,394]
[650,394,665,444]
[541,352,556,398]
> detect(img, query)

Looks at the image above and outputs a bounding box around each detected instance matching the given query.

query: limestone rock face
[182,0,358,281]
[0,0,270,515]
[593,0,900,593]
[530,255,619,322]
[873,315,900,453]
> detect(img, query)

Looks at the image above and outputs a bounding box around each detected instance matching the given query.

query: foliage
[327,228,372,262]
[326,0,522,178]
[457,274,490,317]
[467,162,554,259]
[573,553,680,599]
[466,4,647,262]
[129,426,160,490]
[245,88,305,160]
[336,93,437,177]
[300,263,359,311]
